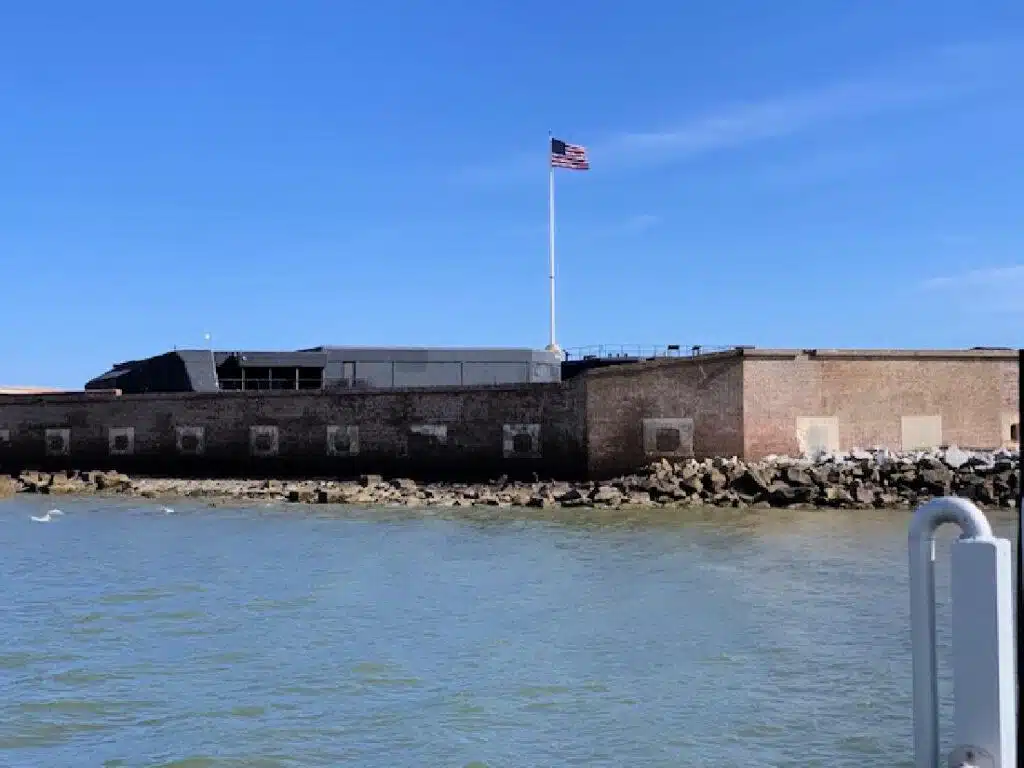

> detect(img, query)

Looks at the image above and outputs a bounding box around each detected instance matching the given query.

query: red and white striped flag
[550,138,590,170]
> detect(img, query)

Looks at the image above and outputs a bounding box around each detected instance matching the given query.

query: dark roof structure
[85,346,563,394]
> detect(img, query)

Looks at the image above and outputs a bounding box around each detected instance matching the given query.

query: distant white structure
[0,386,67,394]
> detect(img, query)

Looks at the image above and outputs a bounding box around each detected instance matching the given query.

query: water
[0,497,1013,767]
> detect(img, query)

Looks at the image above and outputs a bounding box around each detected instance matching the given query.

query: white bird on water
[30,509,62,523]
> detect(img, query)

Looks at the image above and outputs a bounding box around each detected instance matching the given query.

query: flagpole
[547,131,558,354]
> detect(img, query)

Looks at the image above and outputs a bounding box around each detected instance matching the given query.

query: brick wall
[0,383,587,479]
[742,350,1018,458]
[583,353,745,477]
[3,350,1013,478]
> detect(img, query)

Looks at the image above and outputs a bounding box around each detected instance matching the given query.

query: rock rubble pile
[1,446,1018,510]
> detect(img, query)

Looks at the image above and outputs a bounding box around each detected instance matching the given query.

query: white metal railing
[909,497,1016,768]
[563,344,734,360]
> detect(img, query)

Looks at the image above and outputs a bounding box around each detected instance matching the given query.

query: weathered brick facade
[0,348,1016,478]
[583,353,744,476]
[581,348,1017,466]
[0,382,586,479]
[742,349,1018,458]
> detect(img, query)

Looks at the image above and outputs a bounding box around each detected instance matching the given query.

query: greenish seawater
[2,497,1009,767]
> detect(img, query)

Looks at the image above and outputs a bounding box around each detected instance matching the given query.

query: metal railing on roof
[562,344,735,361]
[218,378,328,391]
[215,365,559,392]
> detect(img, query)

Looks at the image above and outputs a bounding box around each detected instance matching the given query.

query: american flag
[550,138,590,170]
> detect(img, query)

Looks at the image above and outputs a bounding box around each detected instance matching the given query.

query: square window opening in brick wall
[176,427,205,455]
[655,428,681,453]
[108,427,135,456]
[249,426,280,457]
[503,424,541,458]
[327,426,360,457]
[45,428,70,457]
[641,418,694,457]
[512,433,533,454]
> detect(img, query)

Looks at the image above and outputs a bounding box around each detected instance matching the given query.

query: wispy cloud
[454,39,1022,184]
[921,264,1024,290]
[920,264,1024,314]
[603,42,1016,167]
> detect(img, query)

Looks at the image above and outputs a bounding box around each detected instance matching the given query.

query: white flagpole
[547,132,558,354]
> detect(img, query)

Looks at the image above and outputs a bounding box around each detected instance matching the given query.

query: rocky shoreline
[0,446,1018,510]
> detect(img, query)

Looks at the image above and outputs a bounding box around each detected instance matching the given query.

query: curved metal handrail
[909,497,996,768]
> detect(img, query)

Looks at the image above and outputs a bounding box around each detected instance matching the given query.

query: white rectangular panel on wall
[901,415,942,451]
[642,418,695,457]
[44,428,70,457]
[249,425,279,457]
[796,417,839,457]
[1001,412,1018,447]
[176,426,205,455]
[503,423,541,458]
[326,425,360,457]
[108,426,135,456]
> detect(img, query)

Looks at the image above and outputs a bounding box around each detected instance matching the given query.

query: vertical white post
[910,504,954,768]
[949,536,1016,767]
[909,497,1016,768]
[547,154,557,353]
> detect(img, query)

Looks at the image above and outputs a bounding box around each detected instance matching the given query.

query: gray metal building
[84,346,562,394]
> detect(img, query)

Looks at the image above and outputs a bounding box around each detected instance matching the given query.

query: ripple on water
[228,706,266,718]
[272,683,339,698]
[68,624,109,638]
[245,595,317,612]
[356,675,422,688]
[350,660,422,688]
[204,651,256,665]
[128,610,208,623]
[196,705,269,720]
[162,629,219,640]
[16,698,157,717]
[0,651,81,670]
[447,692,486,715]
[0,652,41,670]
[100,586,180,604]
[71,611,108,625]
[515,684,573,697]
[0,721,112,749]
[50,668,132,686]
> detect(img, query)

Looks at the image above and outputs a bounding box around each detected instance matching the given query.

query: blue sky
[2,1,1023,387]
